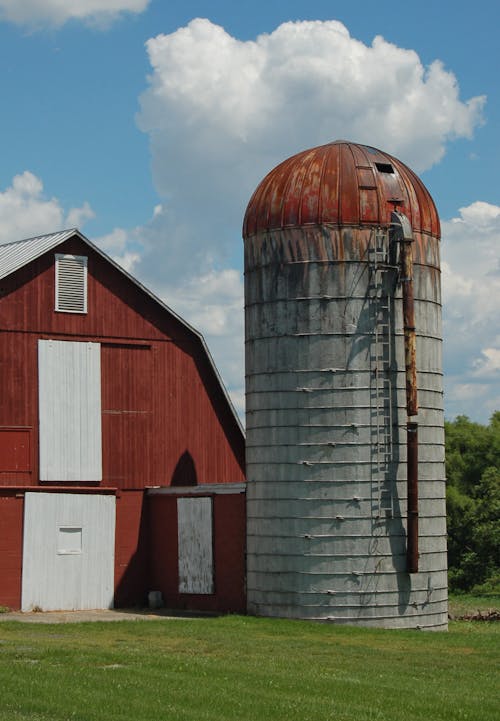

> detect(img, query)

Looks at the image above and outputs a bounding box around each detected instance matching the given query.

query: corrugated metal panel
[21,492,115,611]
[0,229,76,280]
[38,340,102,481]
[177,497,214,594]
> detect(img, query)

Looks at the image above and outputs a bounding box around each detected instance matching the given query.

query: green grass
[0,615,498,721]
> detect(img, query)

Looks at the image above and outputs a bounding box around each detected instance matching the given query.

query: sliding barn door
[22,492,115,611]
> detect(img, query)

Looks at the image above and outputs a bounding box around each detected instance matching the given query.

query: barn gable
[0,229,244,489]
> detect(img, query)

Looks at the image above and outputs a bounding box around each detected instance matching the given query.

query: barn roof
[0,229,78,280]
[0,228,244,435]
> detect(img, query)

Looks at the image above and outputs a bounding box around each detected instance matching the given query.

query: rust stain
[400,237,418,416]
[243,140,440,240]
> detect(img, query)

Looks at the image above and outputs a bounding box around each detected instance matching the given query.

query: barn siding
[0,428,31,473]
[0,333,37,486]
[0,492,24,608]
[101,345,154,487]
[0,488,247,612]
[148,491,246,613]
[114,490,149,607]
[213,493,247,612]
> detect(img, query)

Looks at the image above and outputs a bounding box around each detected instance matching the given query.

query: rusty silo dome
[243,140,440,239]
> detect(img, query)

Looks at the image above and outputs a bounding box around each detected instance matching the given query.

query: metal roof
[0,229,78,281]
[0,228,244,435]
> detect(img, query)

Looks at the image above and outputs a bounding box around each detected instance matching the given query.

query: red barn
[0,229,246,613]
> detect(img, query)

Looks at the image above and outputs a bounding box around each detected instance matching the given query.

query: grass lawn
[0,614,498,721]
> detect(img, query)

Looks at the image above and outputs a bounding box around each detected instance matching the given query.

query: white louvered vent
[55,254,87,313]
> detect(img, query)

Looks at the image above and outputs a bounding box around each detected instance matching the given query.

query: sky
[0,0,498,423]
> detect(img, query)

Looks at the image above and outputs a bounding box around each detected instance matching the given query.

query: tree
[445,413,500,592]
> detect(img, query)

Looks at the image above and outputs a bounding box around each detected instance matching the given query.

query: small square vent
[375,162,395,174]
[57,527,83,555]
[55,254,87,313]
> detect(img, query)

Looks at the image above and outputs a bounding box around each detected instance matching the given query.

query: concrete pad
[0,608,209,623]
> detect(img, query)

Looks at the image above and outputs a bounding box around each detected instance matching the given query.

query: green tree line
[445,411,500,593]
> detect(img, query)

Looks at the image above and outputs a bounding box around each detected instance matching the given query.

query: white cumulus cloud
[160,267,245,417]
[441,201,500,420]
[0,171,94,244]
[129,18,487,419]
[0,0,149,29]
[134,18,485,283]
[94,227,141,272]
[473,348,500,377]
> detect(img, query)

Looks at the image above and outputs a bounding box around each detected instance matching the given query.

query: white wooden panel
[22,492,115,611]
[177,497,214,594]
[38,340,102,481]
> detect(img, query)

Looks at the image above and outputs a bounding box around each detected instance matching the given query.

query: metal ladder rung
[368,227,394,518]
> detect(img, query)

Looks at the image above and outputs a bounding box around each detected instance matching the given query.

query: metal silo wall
[244,226,448,629]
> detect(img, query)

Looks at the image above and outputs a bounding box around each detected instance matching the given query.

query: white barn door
[177,497,214,594]
[22,493,115,611]
[38,339,102,482]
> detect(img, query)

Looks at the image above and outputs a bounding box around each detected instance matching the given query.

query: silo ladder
[368,228,395,518]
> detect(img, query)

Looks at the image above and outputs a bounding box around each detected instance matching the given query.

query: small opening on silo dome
[375,162,394,174]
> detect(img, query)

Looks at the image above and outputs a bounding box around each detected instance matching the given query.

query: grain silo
[243,140,448,629]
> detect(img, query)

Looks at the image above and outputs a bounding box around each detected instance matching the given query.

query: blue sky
[0,0,498,423]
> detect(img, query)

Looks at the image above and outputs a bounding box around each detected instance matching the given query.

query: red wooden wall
[0,492,24,608]
[147,492,247,613]
[0,235,245,489]
[114,491,149,607]
[0,234,246,612]
[0,487,247,612]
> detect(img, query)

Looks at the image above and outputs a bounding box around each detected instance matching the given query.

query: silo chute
[391,211,419,573]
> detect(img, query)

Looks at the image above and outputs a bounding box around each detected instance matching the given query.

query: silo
[243,140,448,629]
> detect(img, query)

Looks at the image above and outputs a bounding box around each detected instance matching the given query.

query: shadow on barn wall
[113,450,246,613]
[171,451,198,487]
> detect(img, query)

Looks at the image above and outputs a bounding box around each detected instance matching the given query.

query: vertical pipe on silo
[407,422,419,573]
[401,235,419,572]
[392,211,420,573]
[400,235,418,417]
